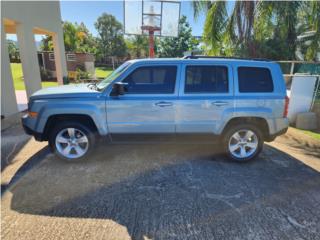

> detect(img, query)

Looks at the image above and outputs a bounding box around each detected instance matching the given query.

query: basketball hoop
[124,0,181,58]
[141,4,161,58]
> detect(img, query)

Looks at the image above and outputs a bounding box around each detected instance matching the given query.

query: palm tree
[192,0,256,56]
[126,35,149,58]
[192,0,317,60]
[299,0,320,60]
[255,1,302,59]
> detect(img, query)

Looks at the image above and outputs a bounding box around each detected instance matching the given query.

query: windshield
[97,61,132,90]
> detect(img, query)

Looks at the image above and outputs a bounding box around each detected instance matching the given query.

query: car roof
[129,57,276,66]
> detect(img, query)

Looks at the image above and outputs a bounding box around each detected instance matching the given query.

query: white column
[16,23,42,97]
[1,24,18,116]
[52,29,67,85]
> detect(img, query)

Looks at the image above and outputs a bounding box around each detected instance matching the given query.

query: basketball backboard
[124,0,181,37]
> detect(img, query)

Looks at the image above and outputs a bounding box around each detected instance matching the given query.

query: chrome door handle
[212,101,228,106]
[155,101,173,107]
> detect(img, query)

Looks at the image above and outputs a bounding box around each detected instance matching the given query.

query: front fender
[32,98,108,135]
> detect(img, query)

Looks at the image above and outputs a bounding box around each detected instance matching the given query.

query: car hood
[30,83,102,100]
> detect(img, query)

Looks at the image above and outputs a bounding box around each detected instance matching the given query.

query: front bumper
[21,115,44,141]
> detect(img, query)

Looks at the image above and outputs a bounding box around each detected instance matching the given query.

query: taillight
[283,96,289,117]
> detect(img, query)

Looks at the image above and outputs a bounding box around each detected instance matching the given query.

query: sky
[59,0,206,37]
[7,0,206,42]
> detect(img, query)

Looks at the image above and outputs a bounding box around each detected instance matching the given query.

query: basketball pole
[142,25,160,58]
[148,30,155,58]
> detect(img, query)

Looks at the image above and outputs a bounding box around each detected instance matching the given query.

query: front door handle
[155,101,173,107]
[212,101,228,107]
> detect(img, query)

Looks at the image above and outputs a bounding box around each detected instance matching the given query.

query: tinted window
[122,66,177,94]
[185,66,228,93]
[238,67,273,92]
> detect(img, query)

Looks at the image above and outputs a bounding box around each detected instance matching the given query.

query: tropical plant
[40,35,54,51]
[40,21,97,53]
[192,0,319,60]
[62,21,78,51]
[296,1,320,60]
[192,1,256,56]
[76,22,97,54]
[126,35,149,58]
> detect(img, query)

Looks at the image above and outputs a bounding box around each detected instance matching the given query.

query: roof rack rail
[182,55,272,62]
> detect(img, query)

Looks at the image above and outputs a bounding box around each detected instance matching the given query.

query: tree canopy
[40,21,97,53]
[7,40,20,62]
[94,13,127,61]
[125,35,149,59]
[192,0,319,61]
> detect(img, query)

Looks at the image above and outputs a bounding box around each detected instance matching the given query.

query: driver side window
[122,66,177,94]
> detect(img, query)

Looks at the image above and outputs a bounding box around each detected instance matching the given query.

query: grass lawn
[10,63,58,90]
[298,129,320,141]
[95,66,113,79]
[11,64,114,90]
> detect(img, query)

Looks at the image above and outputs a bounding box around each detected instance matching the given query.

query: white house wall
[2,1,67,117]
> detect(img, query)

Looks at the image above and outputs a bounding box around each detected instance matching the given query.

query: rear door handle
[155,101,173,107]
[212,101,228,106]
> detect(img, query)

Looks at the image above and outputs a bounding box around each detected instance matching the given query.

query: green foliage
[40,68,51,80]
[298,1,320,61]
[40,21,97,53]
[10,63,58,90]
[75,22,97,54]
[40,35,53,51]
[193,0,320,60]
[76,68,91,80]
[63,21,78,51]
[7,40,20,62]
[125,35,149,58]
[95,13,127,61]
[157,16,199,57]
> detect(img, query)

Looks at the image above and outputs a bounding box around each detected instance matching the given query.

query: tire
[223,123,263,162]
[48,121,96,162]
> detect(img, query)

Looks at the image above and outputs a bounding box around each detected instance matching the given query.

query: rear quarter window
[238,67,274,93]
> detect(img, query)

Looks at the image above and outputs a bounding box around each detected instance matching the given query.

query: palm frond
[203,1,227,44]
[191,0,212,20]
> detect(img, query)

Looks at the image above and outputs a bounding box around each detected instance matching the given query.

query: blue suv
[22,56,289,162]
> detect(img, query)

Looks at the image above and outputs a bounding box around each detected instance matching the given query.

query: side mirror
[110,82,127,96]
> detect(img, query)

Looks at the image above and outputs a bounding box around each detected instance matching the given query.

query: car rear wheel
[224,124,263,162]
[49,121,95,162]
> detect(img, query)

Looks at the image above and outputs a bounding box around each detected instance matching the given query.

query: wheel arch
[42,114,99,141]
[221,117,270,140]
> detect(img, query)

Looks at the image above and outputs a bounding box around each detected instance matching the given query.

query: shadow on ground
[1,147,50,194]
[6,143,320,240]
[1,125,31,172]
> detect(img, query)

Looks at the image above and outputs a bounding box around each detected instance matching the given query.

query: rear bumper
[265,127,288,142]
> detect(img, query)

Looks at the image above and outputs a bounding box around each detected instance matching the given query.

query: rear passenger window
[123,66,177,94]
[185,66,228,93]
[238,67,273,92]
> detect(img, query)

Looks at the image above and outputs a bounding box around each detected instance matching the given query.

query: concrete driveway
[1,126,320,240]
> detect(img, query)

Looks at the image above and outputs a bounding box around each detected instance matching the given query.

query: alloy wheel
[55,128,89,159]
[228,129,258,159]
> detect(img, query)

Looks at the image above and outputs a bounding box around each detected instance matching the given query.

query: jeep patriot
[22,56,289,162]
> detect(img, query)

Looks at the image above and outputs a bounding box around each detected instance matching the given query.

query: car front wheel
[49,121,95,162]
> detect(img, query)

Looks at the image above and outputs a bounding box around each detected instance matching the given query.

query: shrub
[76,68,91,81]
